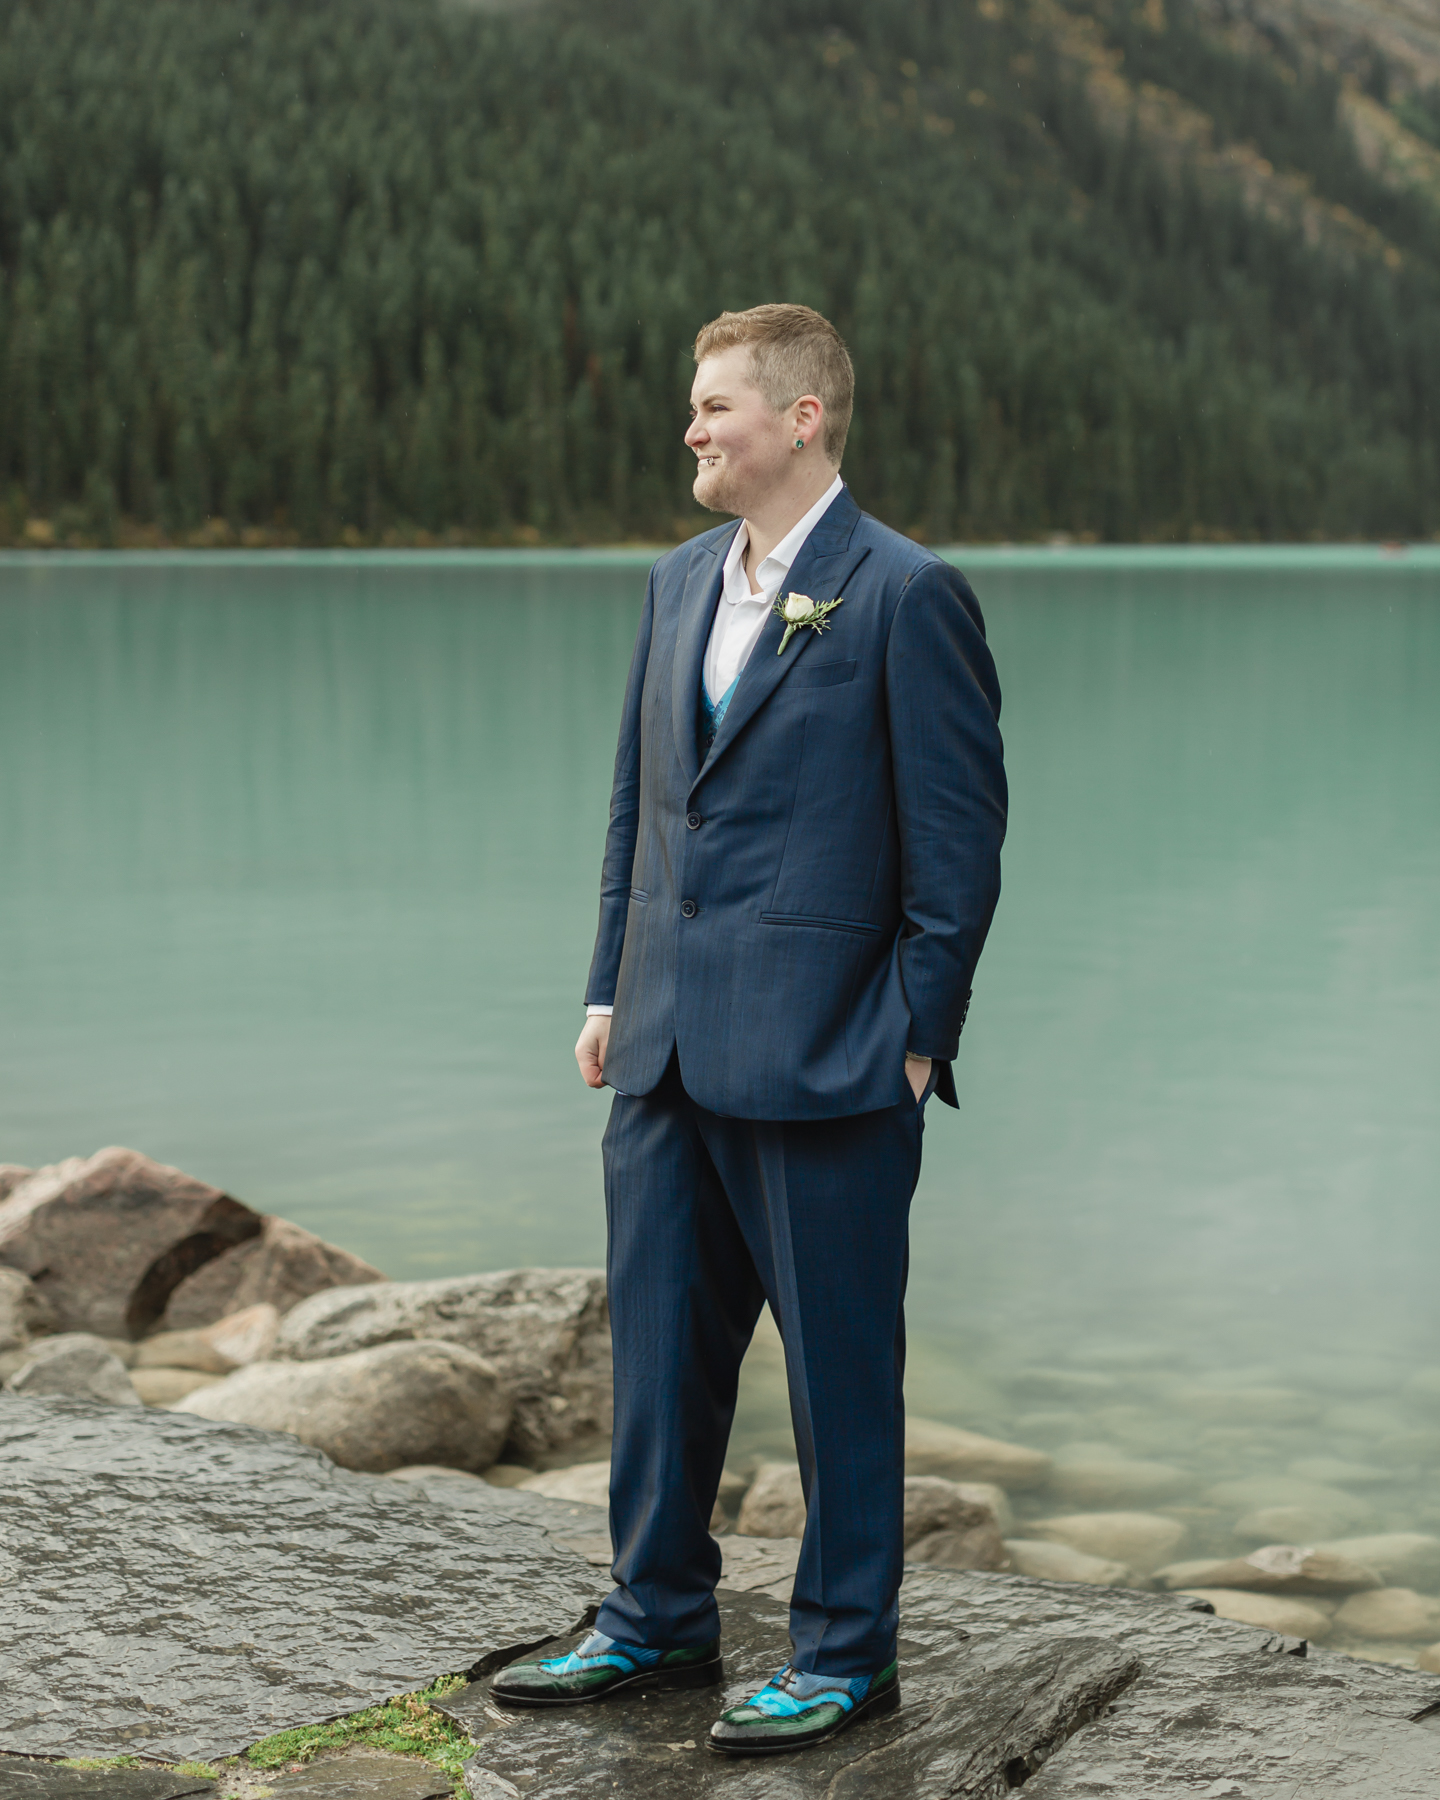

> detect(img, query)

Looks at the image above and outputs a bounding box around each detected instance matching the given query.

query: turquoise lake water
[3,547,1439,1608]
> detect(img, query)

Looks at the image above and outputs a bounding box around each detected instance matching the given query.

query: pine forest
[2,0,1440,546]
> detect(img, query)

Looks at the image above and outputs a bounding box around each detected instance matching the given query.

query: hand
[575,1014,612,1089]
[905,1054,932,1101]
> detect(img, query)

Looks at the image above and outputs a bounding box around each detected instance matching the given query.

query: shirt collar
[720,474,845,604]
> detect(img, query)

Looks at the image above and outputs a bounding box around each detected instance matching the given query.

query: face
[685,347,794,515]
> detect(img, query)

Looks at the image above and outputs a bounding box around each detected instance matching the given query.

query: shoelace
[742,1664,869,1716]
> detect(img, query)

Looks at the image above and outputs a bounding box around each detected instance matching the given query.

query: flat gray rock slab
[262,1749,451,1800]
[0,1772,211,1800]
[440,1572,1440,1799]
[0,1396,607,1762]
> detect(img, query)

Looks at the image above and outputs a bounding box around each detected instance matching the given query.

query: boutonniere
[773,591,844,655]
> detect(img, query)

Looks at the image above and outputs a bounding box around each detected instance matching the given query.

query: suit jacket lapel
[671,528,736,786]
[698,488,870,781]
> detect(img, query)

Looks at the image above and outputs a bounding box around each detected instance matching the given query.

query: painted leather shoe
[490,1630,722,1707]
[707,1658,900,1755]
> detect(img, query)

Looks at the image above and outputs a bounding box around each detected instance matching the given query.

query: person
[491,303,1007,1756]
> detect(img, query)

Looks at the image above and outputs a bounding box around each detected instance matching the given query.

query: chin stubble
[693,462,747,516]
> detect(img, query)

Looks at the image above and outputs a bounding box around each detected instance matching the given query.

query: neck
[742,465,839,574]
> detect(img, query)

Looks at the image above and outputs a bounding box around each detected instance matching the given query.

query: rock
[384,1463,489,1485]
[1176,1589,1335,1640]
[1159,1557,1243,1588]
[0,1148,265,1339]
[158,1216,384,1332]
[902,1477,1008,1569]
[133,1330,237,1374]
[0,1164,33,1201]
[465,1771,522,1800]
[272,1269,609,1462]
[1315,1534,1440,1588]
[130,1367,225,1406]
[461,1581,1367,1795]
[175,1339,512,1472]
[1028,1511,1187,1575]
[0,1393,605,1760]
[1047,1445,1187,1506]
[1156,1544,1380,1595]
[103,1337,140,1366]
[954,1479,1014,1533]
[736,1460,807,1537]
[1334,1588,1440,1642]
[4,1332,142,1405]
[1003,1538,1132,1586]
[518,1461,612,1507]
[481,1463,536,1488]
[200,1301,280,1364]
[1205,1475,1369,1530]
[443,1584,1146,1793]
[261,1747,452,1800]
[907,1525,1009,1571]
[1175,1386,1320,1425]
[717,1533,802,1599]
[715,1466,751,1516]
[0,1768,214,1798]
[1235,1503,1360,1544]
[904,1416,1051,1488]
[0,1265,53,1352]
[903,1474,998,1544]
[11,1397,1440,1791]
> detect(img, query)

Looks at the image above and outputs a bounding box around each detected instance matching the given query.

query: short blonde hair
[693,304,854,463]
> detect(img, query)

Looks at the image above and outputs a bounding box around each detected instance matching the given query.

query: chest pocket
[787,659,856,690]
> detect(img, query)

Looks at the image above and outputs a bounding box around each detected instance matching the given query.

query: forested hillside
[2,0,1439,545]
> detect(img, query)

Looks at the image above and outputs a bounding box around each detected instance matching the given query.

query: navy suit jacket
[585,485,1006,1120]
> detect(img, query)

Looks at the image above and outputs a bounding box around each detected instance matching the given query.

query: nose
[685,417,708,449]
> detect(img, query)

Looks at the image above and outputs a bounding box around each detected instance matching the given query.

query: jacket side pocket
[760,911,880,937]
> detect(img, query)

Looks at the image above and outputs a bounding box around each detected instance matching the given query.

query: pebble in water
[1333,1588,1440,1642]
[1314,1534,1440,1588]
[1204,1477,1369,1530]
[1233,1504,1359,1544]
[1178,1588,1334,1640]
[1003,1538,1133,1587]
[1047,1445,1187,1508]
[1026,1511,1187,1576]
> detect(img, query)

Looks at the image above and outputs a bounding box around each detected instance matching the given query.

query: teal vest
[698,673,739,759]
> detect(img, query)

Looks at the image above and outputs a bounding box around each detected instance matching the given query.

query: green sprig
[773,593,845,655]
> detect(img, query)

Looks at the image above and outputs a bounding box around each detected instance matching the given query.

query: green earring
[795,438,805,449]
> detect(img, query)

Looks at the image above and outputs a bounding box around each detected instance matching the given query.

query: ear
[791,394,824,448]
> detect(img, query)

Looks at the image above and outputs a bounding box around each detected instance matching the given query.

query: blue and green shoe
[489,1630,722,1708]
[707,1659,900,1756]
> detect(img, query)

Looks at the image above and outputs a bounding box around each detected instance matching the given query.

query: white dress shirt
[587,473,846,1018]
[703,473,846,705]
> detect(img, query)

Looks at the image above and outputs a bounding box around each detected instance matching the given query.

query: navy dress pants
[595,1052,931,1676]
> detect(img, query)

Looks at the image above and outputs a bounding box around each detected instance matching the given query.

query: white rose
[783,592,813,621]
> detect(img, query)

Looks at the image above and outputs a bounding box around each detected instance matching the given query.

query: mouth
[697,455,720,468]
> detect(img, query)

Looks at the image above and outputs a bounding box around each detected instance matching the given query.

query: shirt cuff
[586,1005,614,1017]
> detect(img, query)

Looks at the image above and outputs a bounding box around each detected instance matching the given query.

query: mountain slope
[0,0,1437,545]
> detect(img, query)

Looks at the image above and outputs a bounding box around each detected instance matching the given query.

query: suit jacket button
[686,812,702,829]
[680,899,697,918]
